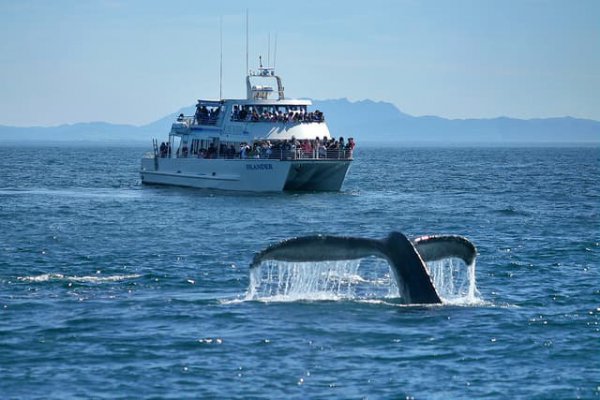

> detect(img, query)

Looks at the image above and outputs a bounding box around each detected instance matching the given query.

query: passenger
[319,142,327,158]
[346,137,356,158]
[207,143,217,159]
[250,144,260,159]
[282,139,291,160]
[326,139,338,159]
[302,140,313,158]
[240,143,249,159]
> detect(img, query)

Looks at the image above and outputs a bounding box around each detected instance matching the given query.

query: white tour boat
[140,62,354,192]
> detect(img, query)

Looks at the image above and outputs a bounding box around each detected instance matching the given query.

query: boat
[140,60,354,192]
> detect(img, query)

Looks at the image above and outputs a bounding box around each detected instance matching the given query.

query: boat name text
[246,163,273,170]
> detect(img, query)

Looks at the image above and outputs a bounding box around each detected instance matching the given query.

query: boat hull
[283,160,351,191]
[140,158,351,192]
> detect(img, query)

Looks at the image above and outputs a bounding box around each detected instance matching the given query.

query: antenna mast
[245,9,249,75]
[273,34,278,69]
[268,33,271,67]
[219,16,223,100]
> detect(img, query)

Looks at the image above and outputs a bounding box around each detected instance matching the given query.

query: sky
[0,0,599,127]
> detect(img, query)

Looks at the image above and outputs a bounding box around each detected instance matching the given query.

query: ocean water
[0,145,598,399]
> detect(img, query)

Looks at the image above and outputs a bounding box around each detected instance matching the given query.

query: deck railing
[174,115,219,127]
[155,147,353,161]
[230,114,325,124]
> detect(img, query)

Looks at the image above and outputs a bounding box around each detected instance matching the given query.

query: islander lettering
[246,164,273,170]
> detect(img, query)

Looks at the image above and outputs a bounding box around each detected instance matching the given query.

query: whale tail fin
[250,232,477,305]
[380,232,442,304]
[412,235,477,265]
[250,235,385,269]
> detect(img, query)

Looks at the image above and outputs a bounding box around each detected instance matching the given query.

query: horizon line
[1,97,599,128]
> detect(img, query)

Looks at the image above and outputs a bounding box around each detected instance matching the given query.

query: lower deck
[140,157,351,192]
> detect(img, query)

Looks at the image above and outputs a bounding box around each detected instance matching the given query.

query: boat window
[194,104,222,125]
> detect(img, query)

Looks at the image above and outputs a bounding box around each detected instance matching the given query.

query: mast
[273,34,278,69]
[245,9,249,75]
[219,16,223,100]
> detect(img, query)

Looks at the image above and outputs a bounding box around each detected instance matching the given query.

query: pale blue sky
[1,0,598,126]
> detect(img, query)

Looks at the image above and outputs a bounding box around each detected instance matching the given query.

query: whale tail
[412,235,477,265]
[250,231,477,304]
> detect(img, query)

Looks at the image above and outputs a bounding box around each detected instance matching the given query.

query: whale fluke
[412,235,477,265]
[251,231,477,304]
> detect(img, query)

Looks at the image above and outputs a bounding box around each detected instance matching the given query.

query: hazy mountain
[313,99,600,144]
[1,99,598,144]
[0,122,143,144]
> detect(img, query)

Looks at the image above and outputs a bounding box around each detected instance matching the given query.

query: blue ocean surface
[0,145,598,399]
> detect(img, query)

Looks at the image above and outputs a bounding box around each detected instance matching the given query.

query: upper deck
[169,61,332,142]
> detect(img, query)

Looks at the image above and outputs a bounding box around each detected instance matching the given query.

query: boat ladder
[152,138,160,170]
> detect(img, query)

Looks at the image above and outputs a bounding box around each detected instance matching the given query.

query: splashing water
[246,259,398,302]
[426,258,480,305]
[247,257,481,305]
[17,273,141,283]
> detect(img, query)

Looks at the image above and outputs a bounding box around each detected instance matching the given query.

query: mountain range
[1,99,598,145]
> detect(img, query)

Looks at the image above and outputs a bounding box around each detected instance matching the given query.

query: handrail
[161,147,353,161]
[176,115,220,126]
[230,113,324,123]
[175,113,325,126]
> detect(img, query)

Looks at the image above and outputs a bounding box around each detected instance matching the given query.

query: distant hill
[313,99,600,144]
[1,99,598,144]
[0,122,145,144]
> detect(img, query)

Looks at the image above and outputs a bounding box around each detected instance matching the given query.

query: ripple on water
[0,146,598,399]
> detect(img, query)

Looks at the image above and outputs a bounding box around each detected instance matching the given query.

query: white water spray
[426,258,479,304]
[246,257,480,305]
[247,259,398,302]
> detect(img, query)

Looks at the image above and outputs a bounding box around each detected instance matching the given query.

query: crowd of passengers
[159,141,172,158]
[193,105,221,124]
[231,106,324,123]
[159,136,355,160]
[237,136,354,159]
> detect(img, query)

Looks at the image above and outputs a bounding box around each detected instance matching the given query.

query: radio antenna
[268,33,271,67]
[245,9,249,74]
[273,33,278,70]
[219,15,223,100]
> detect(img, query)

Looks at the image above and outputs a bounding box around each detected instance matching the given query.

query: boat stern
[283,160,352,191]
